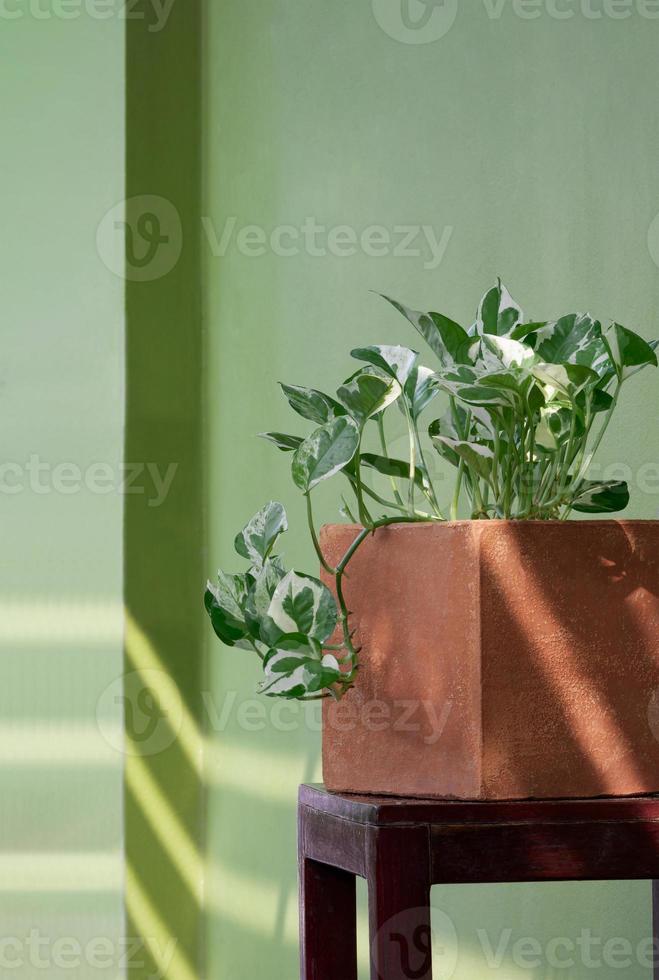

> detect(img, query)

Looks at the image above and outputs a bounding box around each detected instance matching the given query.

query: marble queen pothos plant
[205,280,658,702]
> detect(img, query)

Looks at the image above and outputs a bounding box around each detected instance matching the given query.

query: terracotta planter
[321,520,659,801]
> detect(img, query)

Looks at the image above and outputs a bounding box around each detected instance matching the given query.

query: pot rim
[321,518,659,530]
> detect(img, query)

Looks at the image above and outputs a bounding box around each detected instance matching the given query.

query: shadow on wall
[123,3,322,977]
[124,1,204,978]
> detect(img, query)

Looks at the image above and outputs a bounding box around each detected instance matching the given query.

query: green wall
[204,3,659,979]
[0,7,125,980]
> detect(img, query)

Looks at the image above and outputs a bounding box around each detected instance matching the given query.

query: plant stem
[333,515,435,684]
[352,442,372,527]
[305,492,337,575]
[567,395,594,487]
[491,428,501,501]
[377,413,405,508]
[412,416,444,519]
[451,460,464,522]
[471,476,487,518]
[340,495,358,524]
[535,450,560,509]
[503,420,516,518]
[354,478,428,516]
[403,402,417,515]
[525,416,536,512]
[536,448,563,518]
[569,381,621,502]
[247,638,265,662]
[449,402,472,516]
[555,411,577,501]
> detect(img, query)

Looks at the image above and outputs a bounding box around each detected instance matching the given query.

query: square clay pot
[321,520,659,800]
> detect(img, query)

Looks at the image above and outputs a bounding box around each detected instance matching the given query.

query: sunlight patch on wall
[126,863,198,980]
[0,852,122,893]
[207,859,298,944]
[208,857,368,949]
[0,598,123,645]
[124,611,204,779]
[0,724,119,766]
[125,746,203,904]
[205,742,321,800]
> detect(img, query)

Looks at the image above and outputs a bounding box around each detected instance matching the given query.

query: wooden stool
[298,783,659,980]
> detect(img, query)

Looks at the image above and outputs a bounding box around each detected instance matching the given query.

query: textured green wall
[203,3,659,978]
[0,7,125,980]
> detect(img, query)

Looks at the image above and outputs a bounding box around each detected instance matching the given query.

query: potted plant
[205,281,659,800]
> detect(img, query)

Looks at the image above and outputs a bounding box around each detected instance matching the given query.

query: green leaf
[533,313,608,374]
[449,382,518,409]
[434,369,511,408]
[205,571,251,648]
[532,362,599,399]
[336,372,399,427]
[442,365,479,384]
[264,632,322,658]
[262,633,323,672]
[267,571,338,643]
[258,636,343,699]
[244,559,286,646]
[535,405,584,451]
[234,501,288,566]
[380,295,472,368]
[534,416,558,453]
[476,334,536,371]
[259,432,304,453]
[527,382,546,413]
[360,452,429,490]
[477,370,541,412]
[477,372,526,396]
[510,321,548,342]
[602,322,658,381]
[574,387,613,416]
[469,405,499,438]
[427,418,460,467]
[429,432,494,482]
[403,365,439,420]
[571,480,630,514]
[474,279,523,337]
[280,383,346,425]
[350,345,419,386]
[291,416,360,492]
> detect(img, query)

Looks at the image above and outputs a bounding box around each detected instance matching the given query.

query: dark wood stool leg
[367,827,432,980]
[299,856,358,980]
